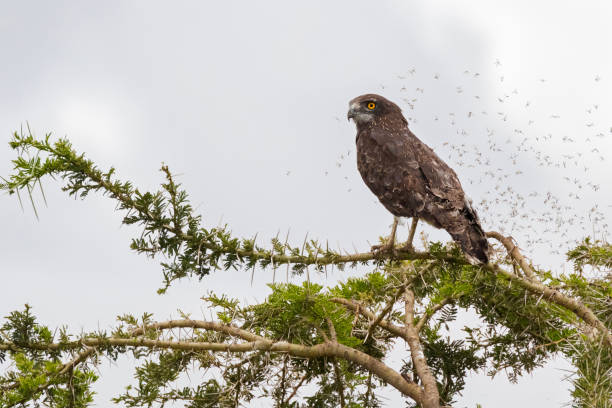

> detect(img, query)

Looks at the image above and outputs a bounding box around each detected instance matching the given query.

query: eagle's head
[347,94,404,128]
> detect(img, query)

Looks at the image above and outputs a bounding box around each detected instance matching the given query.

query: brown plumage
[348,94,490,264]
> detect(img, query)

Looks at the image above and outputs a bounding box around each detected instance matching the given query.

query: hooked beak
[347,108,356,122]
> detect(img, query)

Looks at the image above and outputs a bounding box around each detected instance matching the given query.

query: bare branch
[486,231,536,279]
[326,317,338,343]
[404,289,441,408]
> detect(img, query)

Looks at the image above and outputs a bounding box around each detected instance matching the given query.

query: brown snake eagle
[348,93,490,264]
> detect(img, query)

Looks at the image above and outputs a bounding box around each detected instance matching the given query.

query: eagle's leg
[400,217,419,252]
[371,217,399,254]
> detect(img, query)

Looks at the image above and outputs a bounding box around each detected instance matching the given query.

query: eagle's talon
[371,243,394,257]
[398,242,415,253]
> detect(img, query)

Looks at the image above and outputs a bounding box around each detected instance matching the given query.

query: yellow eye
[367,102,376,110]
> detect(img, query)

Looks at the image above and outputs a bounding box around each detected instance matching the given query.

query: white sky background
[1,1,611,407]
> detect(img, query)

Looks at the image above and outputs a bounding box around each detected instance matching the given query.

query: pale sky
[1,1,611,407]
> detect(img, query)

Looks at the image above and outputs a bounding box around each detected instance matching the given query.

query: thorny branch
[0,320,426,405]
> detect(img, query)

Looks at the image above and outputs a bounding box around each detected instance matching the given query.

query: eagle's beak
[347,108,356,122]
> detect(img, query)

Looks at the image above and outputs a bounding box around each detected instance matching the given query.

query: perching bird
[347,94,490,264]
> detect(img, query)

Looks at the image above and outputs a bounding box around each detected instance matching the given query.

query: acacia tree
[0,131,610,408]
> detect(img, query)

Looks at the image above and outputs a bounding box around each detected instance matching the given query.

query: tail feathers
[451,224,490,265]
[450,198,490,265]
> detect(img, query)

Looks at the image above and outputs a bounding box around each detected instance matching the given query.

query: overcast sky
[1,1,611,407]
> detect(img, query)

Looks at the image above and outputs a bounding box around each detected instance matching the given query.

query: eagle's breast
[356,126,423,218]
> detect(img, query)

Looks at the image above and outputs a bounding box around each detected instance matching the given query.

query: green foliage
[331,270,396,303]
[113,350,193,407]
[567,238,612,273]
[568,339,612,408]
[252,282,360,347]
[2,304,55,360]
[0,307,98,407]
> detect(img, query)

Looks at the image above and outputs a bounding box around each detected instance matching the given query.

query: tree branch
[326,317,338,343]
[486,231,536,279]
[129,319,265,342]
[331,298,407,341]
[0,322,425,404]
[404,288,441,408]
[284,372,308,405]
[364,284,406,342]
